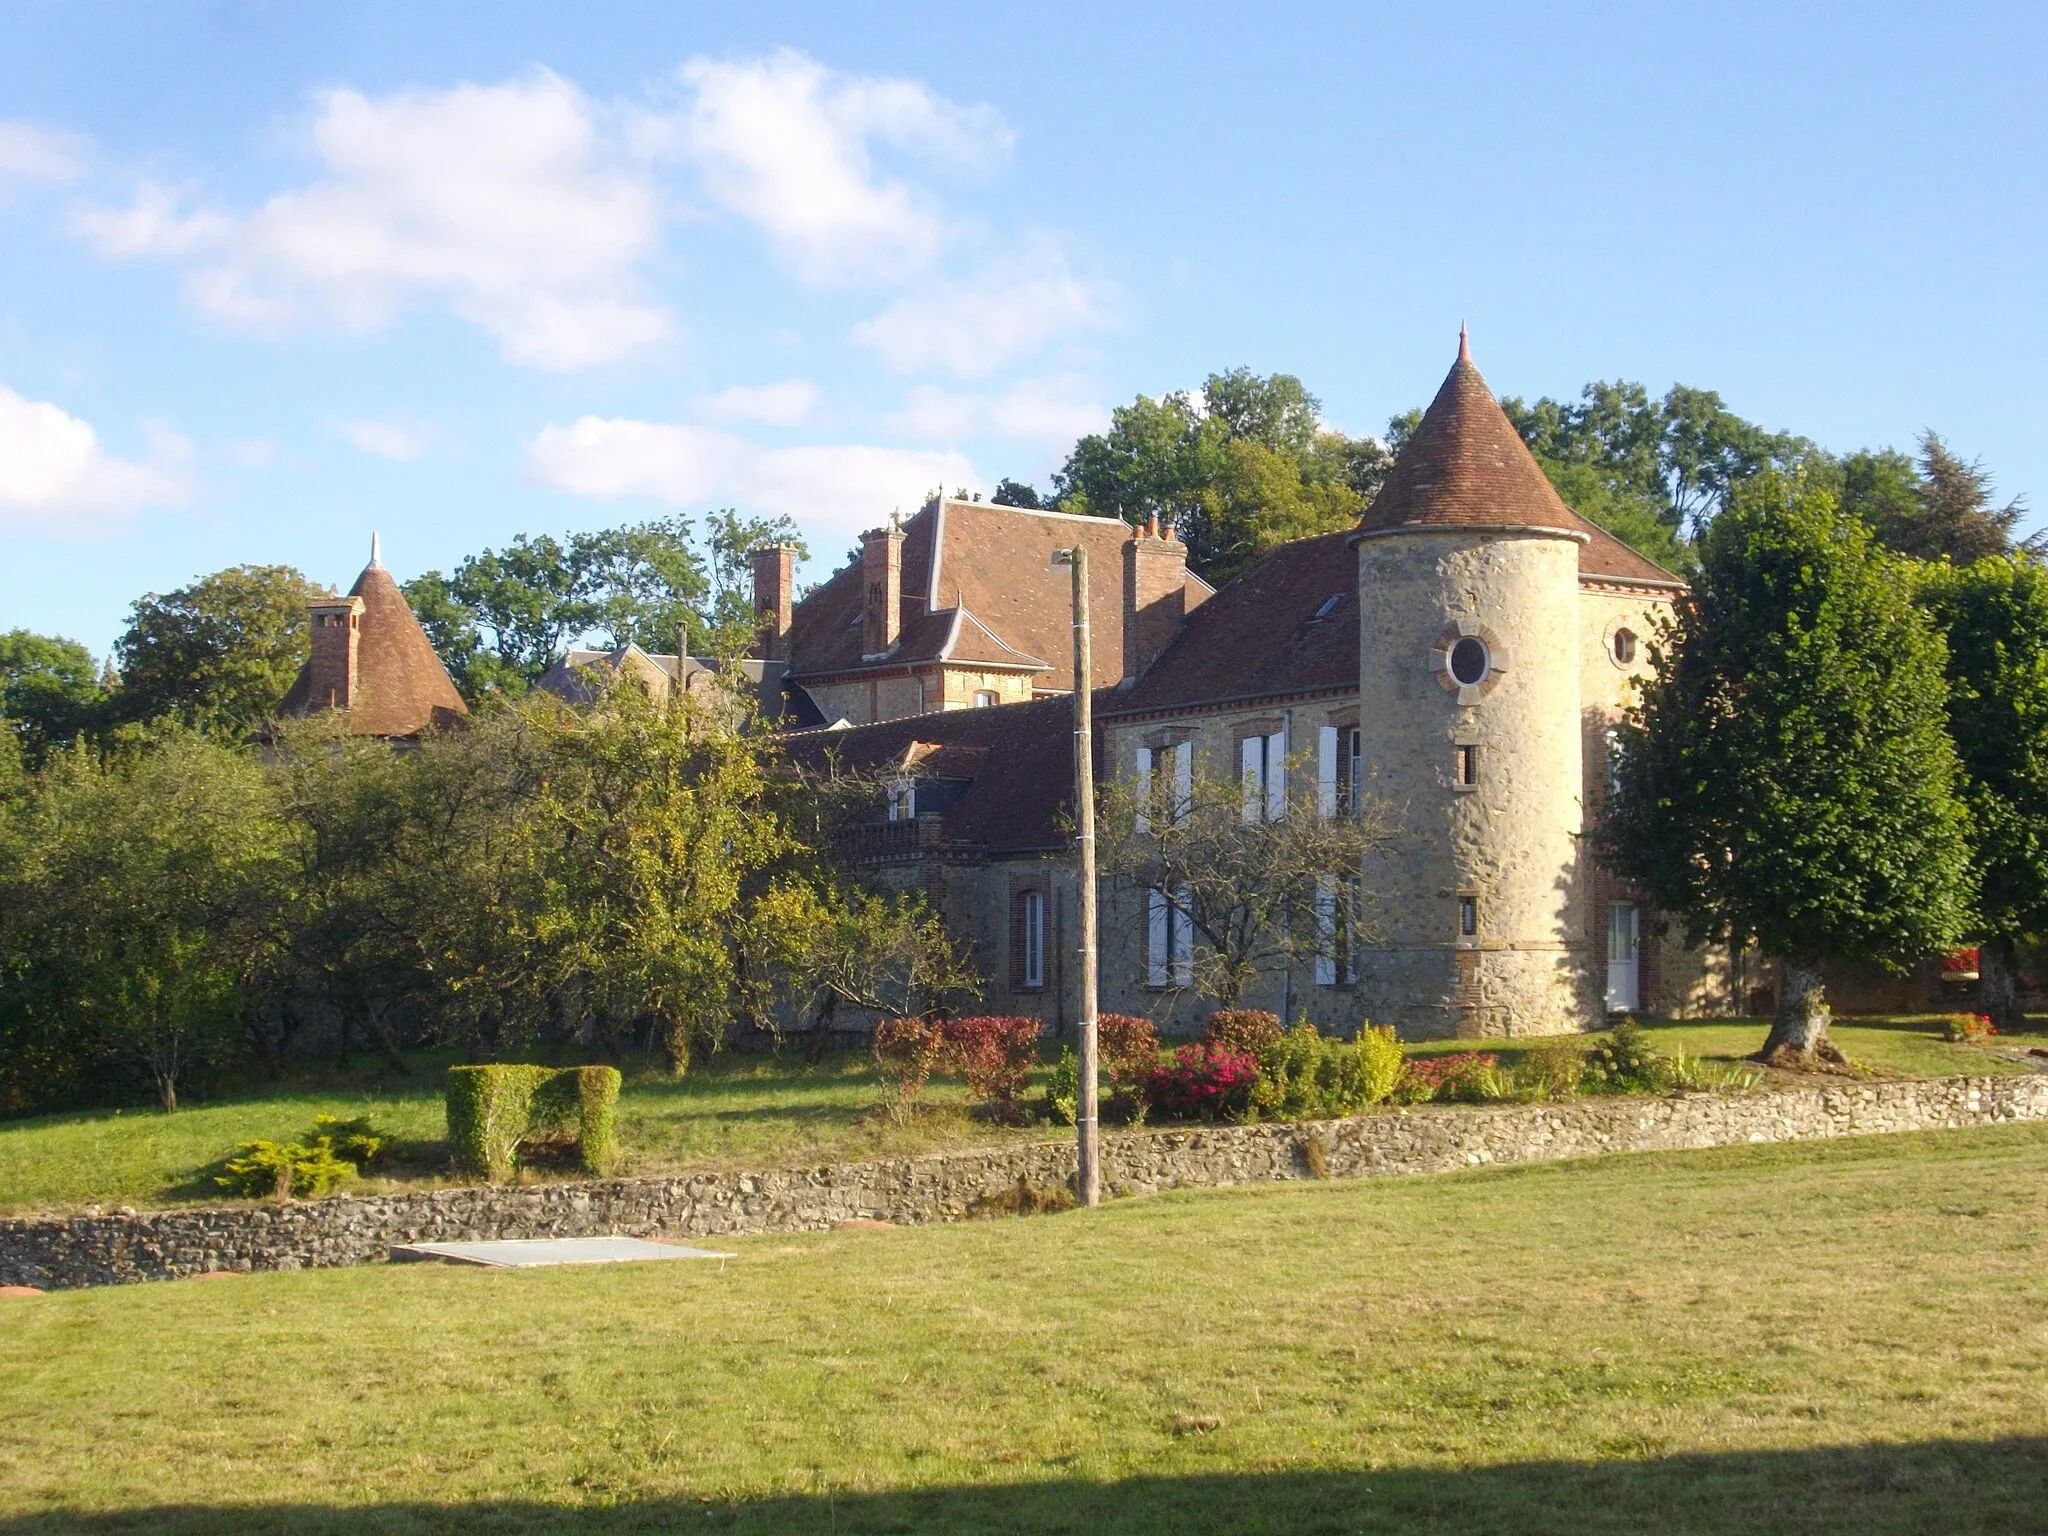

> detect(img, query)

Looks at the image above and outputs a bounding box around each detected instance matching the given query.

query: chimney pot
[306,594,366,714]
[751,544,796,660]
[861,524,906,656]
[1123,529,1190,683]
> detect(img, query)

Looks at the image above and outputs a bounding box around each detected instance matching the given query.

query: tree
[702,509,808,652]
[111,565,321,731]
[1919,556,2048,1027]
[991,477,1044,509]
[1850,432,2029,564]
[1095,752,1396,1010]
[0,630,107,764]
[1604,471,1972,1061]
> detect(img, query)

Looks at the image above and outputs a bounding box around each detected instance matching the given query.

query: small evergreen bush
[1356,1025,1405,1105]
[446,1065,621,1182]
[1582,1018,1667,1093]
[215,1114,387,1200]
[941,1015,1041,1124]
[1205,1009,1284,1058]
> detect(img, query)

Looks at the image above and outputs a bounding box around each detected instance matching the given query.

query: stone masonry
[4,1073,2043,1290]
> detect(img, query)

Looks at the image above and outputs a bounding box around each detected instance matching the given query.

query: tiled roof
[782,692,1090,854]
[780,499,1204,687]
[1358,347,1682,588]
[280,560,467,736]
[1105,531,1358,717]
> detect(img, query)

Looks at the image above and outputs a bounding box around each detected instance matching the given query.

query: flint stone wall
[5,1072,2045,1290]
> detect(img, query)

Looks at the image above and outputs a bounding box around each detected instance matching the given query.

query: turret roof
[280,553,468,736]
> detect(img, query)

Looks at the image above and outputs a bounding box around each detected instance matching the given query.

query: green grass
[2,1014,2036,1218]
[2,1126,2046,1533]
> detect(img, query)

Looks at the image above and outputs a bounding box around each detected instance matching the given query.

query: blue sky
[3,1,2043,656]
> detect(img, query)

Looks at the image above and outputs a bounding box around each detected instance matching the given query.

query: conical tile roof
[1358,341,1681,587]
[280,551,468,735]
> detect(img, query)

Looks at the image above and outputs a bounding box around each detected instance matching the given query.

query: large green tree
[111,564,321,732]
[1840,432,2030,565]
[0,629,107,764]
[1919,556,2048,1026]
[1604,471,1972,1060]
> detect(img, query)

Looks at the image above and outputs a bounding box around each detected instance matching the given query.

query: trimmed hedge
[446,1065,621,1182]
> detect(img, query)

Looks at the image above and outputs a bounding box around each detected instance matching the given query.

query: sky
[2,0,2045,657]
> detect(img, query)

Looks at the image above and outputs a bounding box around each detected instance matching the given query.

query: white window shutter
[1172,883,1195,985]
[1173,740,1192,824]
[1241,735,1262,824]
[1317,725,1338,818]
[1315,876,1337,985]
[1266,730,1287,821]
[1146,887,1169,987]
[1134,746,1153,835]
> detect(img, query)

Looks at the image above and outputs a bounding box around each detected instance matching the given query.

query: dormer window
[886,782,915,821]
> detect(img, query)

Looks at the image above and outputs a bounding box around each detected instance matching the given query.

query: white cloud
[0,122,87,195]
[852,235,1105,376]
[693,378,819,426]
[73,73,671,370]
[527,416,971,542]
[665,49,1011,285]
[336,419,431,461]
[889,375,1107,445]
[0,385,192,530]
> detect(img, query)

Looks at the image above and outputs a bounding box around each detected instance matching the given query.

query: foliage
[990,477,1044,509]
[214,1114,385,1199]
[1097,751,1396,1009]
[1395,1052,1502,1105]
[1096,1012,1160,1123]
[1841,434,2031,565]
[0,629,107,765]
[1604,471,1972,1054]
[1942,1013,1997,1042]
[1043,1047,1079,1126]
[873,1015,947,1124]
[1355,1024,1406,1105]
[109,564,323,732]
[444,1064,620,1182]
[1145,1041,1257,1122]
[1206,1009,1284,1058]
[1513,1036,1588,1100]
[1248,1023,1399,1121]
[940,1016,1041,1124]
[1582,1019,1667,1093]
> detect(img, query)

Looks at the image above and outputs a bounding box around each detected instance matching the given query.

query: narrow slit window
[1457,744,1478,786]
[1459,895,1478,937]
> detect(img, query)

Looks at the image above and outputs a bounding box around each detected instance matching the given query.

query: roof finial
[369,531,383,568]
[1458,322,1470,363]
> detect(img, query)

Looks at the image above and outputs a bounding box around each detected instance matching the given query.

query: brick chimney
[306,594,366,712]
[861,521,905,657]
[1122,516,1189,682]
[751,544,796,659]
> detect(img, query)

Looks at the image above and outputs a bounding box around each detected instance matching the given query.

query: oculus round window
[1612,628,1637,664]
[1448,636,1490,687]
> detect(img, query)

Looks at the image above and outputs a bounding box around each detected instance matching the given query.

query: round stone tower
[1351,333,1597,1037]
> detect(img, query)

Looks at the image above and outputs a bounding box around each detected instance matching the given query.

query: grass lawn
[1,1125,2045,1533]
[1,1015,2035,1218]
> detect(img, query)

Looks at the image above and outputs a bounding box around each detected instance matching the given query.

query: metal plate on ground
[390,1237,733,1268]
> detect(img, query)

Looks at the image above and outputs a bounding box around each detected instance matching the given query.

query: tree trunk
[1759,957,1836,1063]
[154,1072,178,1113]
[1980,936,2021,1034]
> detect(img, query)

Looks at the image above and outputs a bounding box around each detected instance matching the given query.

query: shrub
[446,1065,621,1183]
[1205,1009,1283,1058]
[1097,1013,1159,1124]
[1044,1047,1080,1126]
[941,1016,1042,1124]
[215,1112,389,1200]
[1147,1041,1258,1122]
[1582,1018,1666,1093]
[873,1015,946,1124]
[1395,1051,1502,1104]
[1515,1037,1587,1100]
[1942,1012,1998,1042]
[1249,1024,1385,1121]
[1356,1024,1405,1105]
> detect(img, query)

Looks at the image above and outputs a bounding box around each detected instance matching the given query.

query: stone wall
[5,1073,2043,1290]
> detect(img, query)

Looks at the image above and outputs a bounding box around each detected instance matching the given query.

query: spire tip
[1457,322,1471,363]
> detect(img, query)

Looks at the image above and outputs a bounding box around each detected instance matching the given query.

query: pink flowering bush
[1146,1041,1258,1122]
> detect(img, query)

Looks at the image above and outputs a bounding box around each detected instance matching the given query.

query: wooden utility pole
[1057,543,1101,1207]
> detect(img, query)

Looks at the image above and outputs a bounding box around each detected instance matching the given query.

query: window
[886,781,915,821]
[1314,875,1362,985]
[1604,727,1623,801]
[1457,744,1478,787]
[1146,885,1195,987]
[1612,628,1637,665]
[1459,894,1478,937]
[1135,740,1192,832]
[1448,636,1490,687]
[1012,887,1046,991]
[972,689,999,707]
[1316,724,1362,816]
[1241,727,1287,823]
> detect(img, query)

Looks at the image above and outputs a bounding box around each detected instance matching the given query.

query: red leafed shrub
[942,1015,1042,1123]
[1396,1051,1501,1104]
[873,1016,947,1123]
[1205,1009,1284,1058]
[1097,1013,1161,1125]
[1147,1041,1258,1122]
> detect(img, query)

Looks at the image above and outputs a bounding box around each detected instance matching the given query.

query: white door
[1605,903,1640,1013]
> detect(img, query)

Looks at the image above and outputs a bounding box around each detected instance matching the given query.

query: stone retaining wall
[5,1073,2044,1290]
